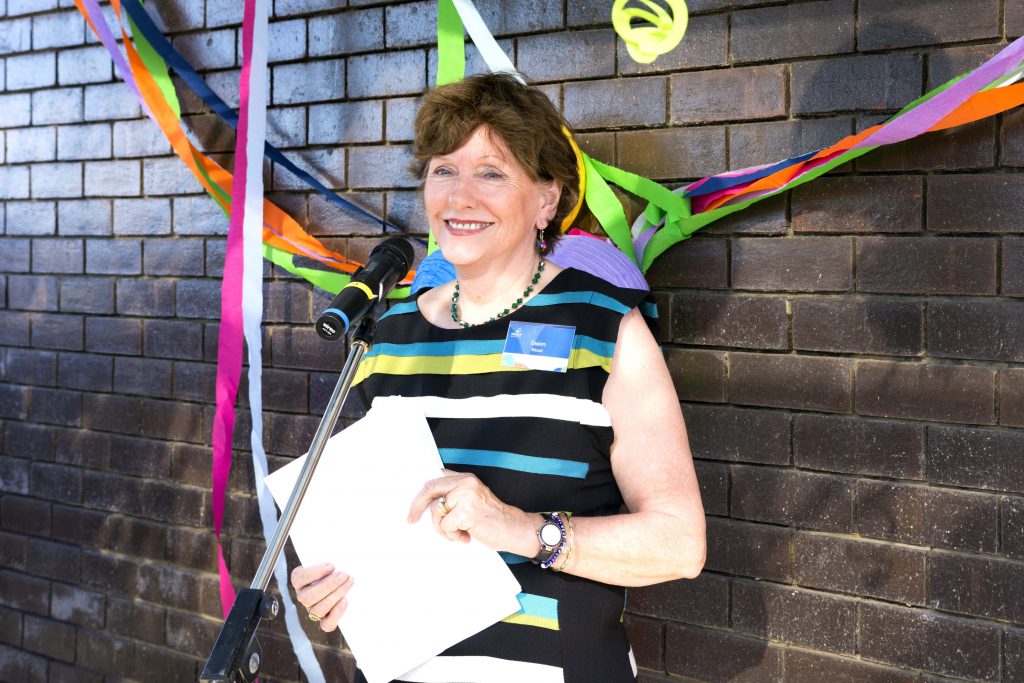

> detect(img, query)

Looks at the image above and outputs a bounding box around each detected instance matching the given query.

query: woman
[291,73,705,683]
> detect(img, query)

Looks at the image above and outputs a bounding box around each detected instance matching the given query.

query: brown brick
[930,551,1024,622]
[644,237,728,289]
[0,530,27,571]
[927,489,999,553]
[623,614,663,671]
[82,393,142,434]
[1004,107,1024,166]
[628,572,729,628]
[793,297,923,356]
[144,319,203,360]
[141,398,204,442]
[856,236,997,295]
[9,275,60,312]
[30,461,81,502]
[1006,236,1024,296]
[732,580,857,653]
[792,176,922,233]
[795,533,926,603]
[516,29,615,83]
[0,311,31,346]
[792,54,922,115]
[0,643,47,682]
[51,505,105,545]
[23,614,75,662]
[1003,497,1024,561]
[28,386,81,426]
[729,118,851,171]
[1008,629,1024,683]
[858,118,996,172]
[733,236,852,292]
[694,461,728,516]
[113,356,172,397]
[105,597,164,646]
[142,480,206,527]
[732,0,853,62]
[100,515,165,560]
[0,569,50,615]
[616,126,727,180]
[50,583,104,628]
[670,66,786,124]
[57,352,112,392]
[856,480,927,544]
[855,360,995,424]
[619,14,728,74]
[784,649,918,683]
[929,425,1024,493]
[1,496,50,537]
[75,629,135,678]
[563,77,667,129]
[665,623,782,682]
[671,293,788,349]
[131,642,197,682]
[706,517,792,581]
[928,174,1024,233]
[929,300,1024,362]
[664,348,726,403]
[82,470,143,516]
[3,348,56,386]
[48,661,103,683]
[859,0,999,50]
[171,443,212,488]
[172,361,216,403]
[731,353,851,413]
[859,602,999,680]
[732,466,853,532]
[85,316,142,355]
[165,526,219,572]
[6,422,53,461]
[269,412,322,457]
[165,610,222,658]
[683,403,791,465]
[0,384,30,420]
[0,604,22,646]
[58,276,114,314]
[54,429,108,469]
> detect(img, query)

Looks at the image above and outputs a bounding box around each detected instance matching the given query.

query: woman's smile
[443,218,495,236]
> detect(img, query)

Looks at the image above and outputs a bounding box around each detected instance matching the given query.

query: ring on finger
[438,495,452,515]
[308,610,321,623]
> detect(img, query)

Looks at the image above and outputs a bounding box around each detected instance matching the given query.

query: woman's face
[423,126,560,272]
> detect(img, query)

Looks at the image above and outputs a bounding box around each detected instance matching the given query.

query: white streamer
[451,0,523,82]
[239,1,325,680]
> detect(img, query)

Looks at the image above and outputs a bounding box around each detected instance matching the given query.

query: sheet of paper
[264,402,522,683]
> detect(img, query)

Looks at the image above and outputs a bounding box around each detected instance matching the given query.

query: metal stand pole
[200,318,376,683]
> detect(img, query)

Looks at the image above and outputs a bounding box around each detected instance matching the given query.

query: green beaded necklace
[450,259,546,328]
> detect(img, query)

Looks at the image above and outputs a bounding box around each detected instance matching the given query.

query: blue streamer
[120,0,426,245]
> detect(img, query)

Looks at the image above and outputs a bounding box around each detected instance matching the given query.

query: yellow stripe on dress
[353,348,614,384]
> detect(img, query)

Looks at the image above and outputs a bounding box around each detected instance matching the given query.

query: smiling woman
[290,73,706,683]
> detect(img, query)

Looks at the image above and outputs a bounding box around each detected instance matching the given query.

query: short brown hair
[411,73,582,253]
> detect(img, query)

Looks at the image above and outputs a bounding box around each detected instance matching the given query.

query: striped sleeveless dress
[351,268,656,683]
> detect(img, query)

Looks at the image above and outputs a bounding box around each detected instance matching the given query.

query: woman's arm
[408,308,705,587]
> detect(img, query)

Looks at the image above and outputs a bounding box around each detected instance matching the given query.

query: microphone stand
[200,316,377,683]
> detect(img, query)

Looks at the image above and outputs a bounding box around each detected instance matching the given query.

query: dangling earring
[536,229,548,253]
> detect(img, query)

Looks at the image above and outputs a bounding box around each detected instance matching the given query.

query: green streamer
[436,0,466,87]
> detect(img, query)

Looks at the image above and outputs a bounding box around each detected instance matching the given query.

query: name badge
[501,322,575,373]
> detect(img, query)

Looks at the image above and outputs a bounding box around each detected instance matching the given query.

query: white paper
[264,403,522,683]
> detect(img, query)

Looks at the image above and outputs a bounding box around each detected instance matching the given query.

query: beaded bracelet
[539,512,568,570]
[552,513,575,573]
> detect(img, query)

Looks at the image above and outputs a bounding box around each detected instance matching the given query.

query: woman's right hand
[290,563,353,632]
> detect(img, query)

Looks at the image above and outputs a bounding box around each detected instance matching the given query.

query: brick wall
[1,1,1021,681]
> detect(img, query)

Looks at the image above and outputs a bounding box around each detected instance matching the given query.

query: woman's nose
[447,173,476,207]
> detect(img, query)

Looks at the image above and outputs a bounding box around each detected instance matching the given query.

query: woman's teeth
[447,220,491,232]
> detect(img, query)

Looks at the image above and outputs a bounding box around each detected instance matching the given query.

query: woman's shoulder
[547,267,657,322]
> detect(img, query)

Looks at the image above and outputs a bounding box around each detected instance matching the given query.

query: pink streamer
[210,0,260,617]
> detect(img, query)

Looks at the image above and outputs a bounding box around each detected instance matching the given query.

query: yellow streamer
[611,0,688,65]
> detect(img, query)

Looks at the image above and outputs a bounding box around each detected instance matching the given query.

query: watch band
[531,512,566,566]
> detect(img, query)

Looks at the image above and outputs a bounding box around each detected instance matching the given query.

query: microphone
[315,237,415,341]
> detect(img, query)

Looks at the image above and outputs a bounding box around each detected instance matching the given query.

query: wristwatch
[531,513,565,565]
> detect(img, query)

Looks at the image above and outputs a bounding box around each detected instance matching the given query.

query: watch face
[539,522,562,547]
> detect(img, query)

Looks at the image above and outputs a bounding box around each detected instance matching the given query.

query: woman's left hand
[408,469,529,551]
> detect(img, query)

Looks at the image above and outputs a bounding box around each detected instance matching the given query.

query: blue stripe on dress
[500,552,530,564]
[439,448,590,478]
[515,593,559,621]
[526,291,630,314]
[365,335,614,360]
[639,300,658,318]
[380,301,421,319]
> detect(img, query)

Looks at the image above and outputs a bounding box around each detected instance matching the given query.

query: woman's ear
[537,180,562,226]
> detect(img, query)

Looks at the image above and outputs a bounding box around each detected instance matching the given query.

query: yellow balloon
[611,0,689,65]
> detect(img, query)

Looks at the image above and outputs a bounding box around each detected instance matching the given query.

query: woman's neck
[454,251,542,320]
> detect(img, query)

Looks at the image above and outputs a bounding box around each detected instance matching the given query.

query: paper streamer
[234,0,326,678]
[612,0,689,65]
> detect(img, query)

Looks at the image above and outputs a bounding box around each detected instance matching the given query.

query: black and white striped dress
[352,268,656,683]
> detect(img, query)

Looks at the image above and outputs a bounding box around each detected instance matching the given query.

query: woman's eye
[431,166,454,177]
[482,171,504,180]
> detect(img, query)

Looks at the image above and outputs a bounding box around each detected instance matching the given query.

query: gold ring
[438,496,452,515]
[308,611,321,623]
